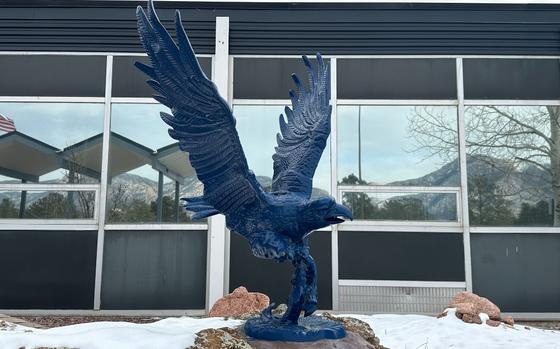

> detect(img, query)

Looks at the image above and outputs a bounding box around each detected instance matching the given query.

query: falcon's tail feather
[181,197,220,220]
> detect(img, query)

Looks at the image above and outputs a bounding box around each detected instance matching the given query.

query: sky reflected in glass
[234,105,331,195]
[0,103,104,182]
[111,104,175,182]
[337,105,459,186]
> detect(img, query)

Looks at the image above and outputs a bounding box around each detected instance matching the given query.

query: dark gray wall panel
[339,231,464,281]
[472,234,560,312]
[229,230,332,310]
[0,55,106,97]
[338,59,457,99]
[234,58,329,99]
[0,230,97,309]
[101,230,207,309]
[464,59,560,99]
[112,56,212,97]
[3,2,560,55]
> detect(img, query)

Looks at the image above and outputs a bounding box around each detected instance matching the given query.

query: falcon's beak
[325,203,353,224]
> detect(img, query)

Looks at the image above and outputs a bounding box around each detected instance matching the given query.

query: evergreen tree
[25,193,71,218]
[340,174,378,219]
[0,198,18,218]
[515,200,553,226]
[124,199,155,222]
[381,197,426,220]
[468,175,515,226]
[150,195,191,222]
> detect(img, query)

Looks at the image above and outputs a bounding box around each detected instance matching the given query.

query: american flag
[0,114,16,133]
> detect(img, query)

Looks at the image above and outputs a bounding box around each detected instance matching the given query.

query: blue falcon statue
[136,0,352,340]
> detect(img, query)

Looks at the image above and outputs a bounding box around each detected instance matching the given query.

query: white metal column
[329,58,340,311]
[456,58,473,292]
[206,16,230,312]
[93,55,113,310]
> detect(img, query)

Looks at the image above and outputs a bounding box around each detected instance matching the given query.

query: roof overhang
[0,131,60,181]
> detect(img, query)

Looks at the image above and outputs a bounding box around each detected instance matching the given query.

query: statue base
[244,315,346,342]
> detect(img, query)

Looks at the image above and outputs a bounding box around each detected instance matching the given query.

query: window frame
[1,51,560,316]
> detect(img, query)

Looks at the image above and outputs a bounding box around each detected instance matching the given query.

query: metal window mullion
[104,223,208,231]
[0,96,105,103]
[0,219,98,225]
[339,279,466,288]
[1,223,99,231]
[1,52,559,60]
[338,223,463,233]
[93,55,113,310]
[110,97,159,104]
[330,58,340,311]
[456,58,473,292]
[464,99,560,106]
[336,99,458,106]
[338,185,460,193]
[470,227,560,234]
[223,54,234,296]
[229,54,560,60]
[0,51,213,58]
[0,184,99,191]
[341,220,462,229]
[232,99,291,105]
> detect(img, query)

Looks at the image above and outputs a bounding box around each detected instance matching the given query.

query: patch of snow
[0,310,559,349]
[341,309,560,349]
[0,317,242,349]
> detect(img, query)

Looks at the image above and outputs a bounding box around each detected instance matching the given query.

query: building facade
[1,0,560,319]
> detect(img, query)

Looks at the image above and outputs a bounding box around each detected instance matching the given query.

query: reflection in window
[233,105,331,197]
[0,103,104,184]
[465,106,558,227]
[341,190,457,222]
[0,190,95,219]
[337,106,459,186]
[107,104,203,224]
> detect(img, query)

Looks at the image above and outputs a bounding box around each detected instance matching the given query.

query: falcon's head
[301,196,353,231]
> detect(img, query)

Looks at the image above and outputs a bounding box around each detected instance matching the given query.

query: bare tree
[107,182,129,222]
[62,148,96,218]
[407,105,559,225]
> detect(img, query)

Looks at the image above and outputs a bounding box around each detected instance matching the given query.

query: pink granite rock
[462,313,483,324]
[451,291,501,320]
[502,315,515,326]
[486,319,501,327]
[439,291,517,326]
[209,286,269,318]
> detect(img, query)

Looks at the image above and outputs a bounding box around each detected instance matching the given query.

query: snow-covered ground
[1,309,559,349]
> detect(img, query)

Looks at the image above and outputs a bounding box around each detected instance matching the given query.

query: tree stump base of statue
[244,313,346,342]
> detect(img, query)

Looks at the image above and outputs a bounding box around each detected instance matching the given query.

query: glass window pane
[233,105,331,197]
[107,104,202,224]
[0,55,106,97]
[0,103,104,183]
[465,105,558,227]
[112,56,212,98]
[337,105,459,186]
[464,59,560,100]
[338,59,457,99]
[341,191,457,222]
[0,190,95,219]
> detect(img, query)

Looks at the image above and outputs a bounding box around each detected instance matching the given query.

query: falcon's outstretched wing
[272,55,331,198]
[136,0,264,218]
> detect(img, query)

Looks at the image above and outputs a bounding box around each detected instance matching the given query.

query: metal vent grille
[339,285,465,314]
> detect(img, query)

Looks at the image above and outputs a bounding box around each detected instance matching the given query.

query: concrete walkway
[0,314,45,329]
